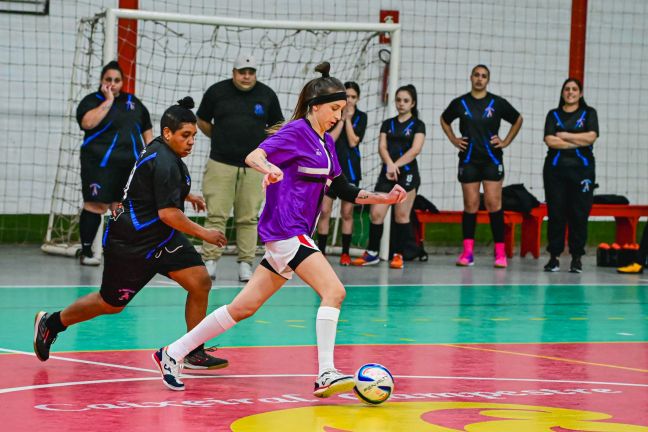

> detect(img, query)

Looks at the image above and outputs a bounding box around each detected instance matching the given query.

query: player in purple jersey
[154,63,406,395]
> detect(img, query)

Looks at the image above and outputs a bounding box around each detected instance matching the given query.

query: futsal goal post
[43,8,401,260]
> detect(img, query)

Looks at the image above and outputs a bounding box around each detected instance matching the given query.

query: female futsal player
[352,84,425,269]
[543,78,599,273]
[76,61,153,265]
[440,65,523,268]
[34,98,229,370]
[153,63,406,395]
[316,81,367,265]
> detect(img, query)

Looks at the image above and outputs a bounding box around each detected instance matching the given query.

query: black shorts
[458,161,505,183]
[80,159,132,203]
[325,180,360,199]
[260,244,319,279]
[100,233,204,307]
[375,170,420,193]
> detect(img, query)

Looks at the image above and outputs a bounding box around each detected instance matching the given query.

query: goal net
[42,9,400,256]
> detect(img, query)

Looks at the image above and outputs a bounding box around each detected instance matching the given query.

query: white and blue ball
[353,363,394,405]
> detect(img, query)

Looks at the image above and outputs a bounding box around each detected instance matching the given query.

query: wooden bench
[415,209,524,258]
[520,203,648,258]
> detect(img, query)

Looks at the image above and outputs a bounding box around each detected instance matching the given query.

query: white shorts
[262,234,319,279]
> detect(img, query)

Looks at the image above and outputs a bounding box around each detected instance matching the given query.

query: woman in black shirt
[34,97,229,370]
[352,84,425,270]
[76,61,153,265]
[316,81,367,265]
[543,78,599,273]
[441,65,523,268]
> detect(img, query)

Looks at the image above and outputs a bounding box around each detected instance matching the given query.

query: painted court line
[0,348,156,374]
[1,373,647,395]
[445,344,648,373]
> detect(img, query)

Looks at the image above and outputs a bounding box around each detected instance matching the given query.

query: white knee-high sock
[316,306,340,375]
[167,305,237,360]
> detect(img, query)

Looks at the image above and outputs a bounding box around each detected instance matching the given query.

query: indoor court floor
[1,245,647,431]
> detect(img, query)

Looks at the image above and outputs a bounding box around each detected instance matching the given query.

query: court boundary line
[445,344,648,373]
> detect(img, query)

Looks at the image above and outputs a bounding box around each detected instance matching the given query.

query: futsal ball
[353,363,394,405]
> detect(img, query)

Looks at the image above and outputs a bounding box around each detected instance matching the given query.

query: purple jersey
[258,119,342,242]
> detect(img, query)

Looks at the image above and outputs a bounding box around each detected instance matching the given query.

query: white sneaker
[80,255,101,266]
[238,261,253,282]
[152,347,184,391]
[313,368,354,398]
[205,259,217,280]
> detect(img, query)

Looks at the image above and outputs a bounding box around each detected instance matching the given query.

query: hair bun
[177,96,195,110]
[314,62,331,78]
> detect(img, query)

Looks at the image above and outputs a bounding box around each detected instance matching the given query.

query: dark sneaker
[569,256,583,273]
[33,311,57,361]
[152,347,184,391]
[313,368,355,398]
[544,256,560,272]
[183,346,229,370]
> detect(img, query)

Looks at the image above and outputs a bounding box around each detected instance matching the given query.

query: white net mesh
[44,11,392,251]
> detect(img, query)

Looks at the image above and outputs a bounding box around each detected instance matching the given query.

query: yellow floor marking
[490,318,510,321]
[361,333,378,337]
[569,317,588,320]
[288,325,305,329]
[444,344,648,373]
[255,320,271,324]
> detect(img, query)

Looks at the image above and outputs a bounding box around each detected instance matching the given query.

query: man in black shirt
[34,98,229,370]
[197,54,284,282]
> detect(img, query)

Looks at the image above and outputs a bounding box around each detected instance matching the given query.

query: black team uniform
[366,115,426,256]
[76,91,152,259]
[543,104,599,272]
[441,92,520,244]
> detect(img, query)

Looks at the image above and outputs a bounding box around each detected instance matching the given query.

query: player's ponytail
[291,62,345,121]
[161,96,197,132]
[396,84,419,118]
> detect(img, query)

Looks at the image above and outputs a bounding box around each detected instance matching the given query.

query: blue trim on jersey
[99,132,119,168]
[102,220,110,248]
[135,152,158,169]
[552,111,566,129]
[390,119,415,135]
[482,135,501,165]
[95,93,106,101]
[130,133,139,160]
[399,150,411,172]
[145,229,176,259]
[576,110,587,128]
[464,142,474,163]
[128,200,160,231]
[82,121,113,147]
[352,114,360,128]
[347,159,357,182]
[552,150,561,166]
[575,149,589,166]
[460,99,473,119]
[127,94,132,109]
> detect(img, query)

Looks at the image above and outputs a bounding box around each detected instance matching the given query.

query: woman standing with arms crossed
[76,61,153,265]
[352,84,425,269]
[153,63,406,395]
[316,81,367,265]
[440,65,523,268]
[543,78,599,273]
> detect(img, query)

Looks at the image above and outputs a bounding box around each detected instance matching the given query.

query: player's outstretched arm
[158,207,226,247]
[329,174,407,205]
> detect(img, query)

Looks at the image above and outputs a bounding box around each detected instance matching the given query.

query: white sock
[167,305,237,360]
[316,306,340,375]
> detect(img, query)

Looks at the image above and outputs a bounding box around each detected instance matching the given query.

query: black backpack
[502,184,541,213]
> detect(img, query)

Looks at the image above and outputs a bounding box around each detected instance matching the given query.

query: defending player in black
[34,97,229,370]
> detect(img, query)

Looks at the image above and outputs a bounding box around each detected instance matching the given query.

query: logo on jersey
[126,100,135,111]
[485,106,495,118]
[581,179,592,193]
[185,175,191,186]
[254,104,264,116]
[315,149,322,156]
[89,183,101,196]
[576,117,585,128]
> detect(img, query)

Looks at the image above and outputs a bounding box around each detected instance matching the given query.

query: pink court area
[2,343,647,431]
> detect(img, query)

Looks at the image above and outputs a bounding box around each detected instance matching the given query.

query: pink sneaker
[456,239,474,266]
[494,242,507,268]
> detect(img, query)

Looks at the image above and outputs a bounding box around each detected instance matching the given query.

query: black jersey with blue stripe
[544,106,599,168]
[379,116,426,175]
[76,91,152,167]
[442,92,520,165]
[333,110,367,183]
[104,137,191,258]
